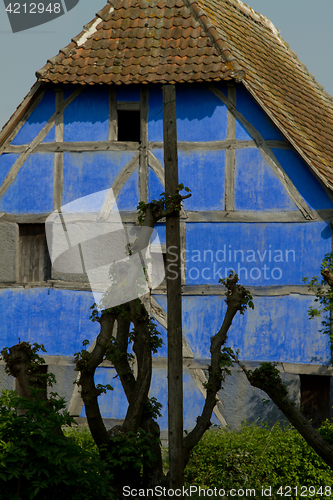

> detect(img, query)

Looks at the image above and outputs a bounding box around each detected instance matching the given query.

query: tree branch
[76,312,116,448]
[183,275,252,466]
[236,360,333,470]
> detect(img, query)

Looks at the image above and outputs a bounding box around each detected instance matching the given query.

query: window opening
[117,110,141,142]
[300,374,330,428]
[19,224,51,282]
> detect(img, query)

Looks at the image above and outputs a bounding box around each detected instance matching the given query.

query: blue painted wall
[1,82,332,426]
[185,221,331,286]
[62,151,137,206]
[63,87,110,142]
[234,148,297,211]
[11,90,56,145]
[153,293,330,364]
[0,153,54,213]
[0,288,99,355]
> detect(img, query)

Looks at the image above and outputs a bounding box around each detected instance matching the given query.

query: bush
[185,423,333,497]
[0,390,112,500]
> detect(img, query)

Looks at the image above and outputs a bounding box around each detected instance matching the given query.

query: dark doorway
[300,374,330,428]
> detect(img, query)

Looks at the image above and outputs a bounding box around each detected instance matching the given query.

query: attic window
[117,104,141,142]
[19,224,51,283]
[300,374,330,428]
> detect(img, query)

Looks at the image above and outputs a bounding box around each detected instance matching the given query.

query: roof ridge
[184,0,244,81]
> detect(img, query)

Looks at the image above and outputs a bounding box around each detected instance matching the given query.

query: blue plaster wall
[0,288,99,355]
[234,148,297,211]
[273,149,333,210]
[234,84,285,141]
[62,151,137,206]
[153,293,330,364]
[148,84,228,142]
[185,221,331,286]
[63,87,109,142]
[11,90,56,145]
[0,154,20,185]
[178,150,225,211]
[0,153,54,213]
[148,167,164,202]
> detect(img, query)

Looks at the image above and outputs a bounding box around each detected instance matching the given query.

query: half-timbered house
[1,0,333,430]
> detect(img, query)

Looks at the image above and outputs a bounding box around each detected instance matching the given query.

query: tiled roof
[36,0,245,85]
[32,0,333,191]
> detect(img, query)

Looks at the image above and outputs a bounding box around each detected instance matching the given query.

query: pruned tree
[1,189,255,497]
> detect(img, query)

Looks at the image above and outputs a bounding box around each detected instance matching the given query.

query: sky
[0,0,332,131]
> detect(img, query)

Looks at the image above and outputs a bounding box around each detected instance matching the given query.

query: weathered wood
[19,224,48,283]
[185,209,333,223]
[109,88,117,141]
[54,90,64,211]
[111,152,140,199]
[0,82,44,152]
[152,284,316,296]
[163,84,184,491]
[3,141,140,153]
[116,101,140,111]
[148,151,165,186]
[2,139,290,154]
[4,209,331,224]
[0,88,83,200]
[208,84,314,220]
[139,86,149,203]
[148,140,290,151]
[225,84,236,211]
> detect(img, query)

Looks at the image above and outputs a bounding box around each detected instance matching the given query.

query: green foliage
[0,390,112,500]
[185,424,333,497]
[137,184,191,224]
[303,252,333,355]
[1,342,56,387]
[219,274,254,314]
[105,428,160,475]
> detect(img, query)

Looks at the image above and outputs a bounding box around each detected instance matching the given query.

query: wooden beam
[1,208,331,225]
[0,82,44,151]
[163,84,184,491]
[152,284,316,296]
[0,88,82,200]
[108,88,117,141]
[185,209,333,223]
[225,84,236,211]
[208,84,314,220]
[54,90,64,211]
[2,139,290,154]
[139,86,149,203]
[111,153,140,199]
[116,101,140,111]
[148,140,290,151]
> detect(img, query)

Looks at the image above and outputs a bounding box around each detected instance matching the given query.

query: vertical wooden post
[163,84,184,492]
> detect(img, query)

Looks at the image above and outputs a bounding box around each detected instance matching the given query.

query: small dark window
[117,110,141,142]
[300,374,330,428]
[19,224,51,282]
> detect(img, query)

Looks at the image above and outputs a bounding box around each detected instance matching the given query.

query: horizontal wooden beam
[185,209,333,223]
[0,281,315,297]
[3,141,140,153]
[3,139,290,154]
[154,284,315,296]
[2,208,331,225]
[116,101,140,111]
[1,356,330,376]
